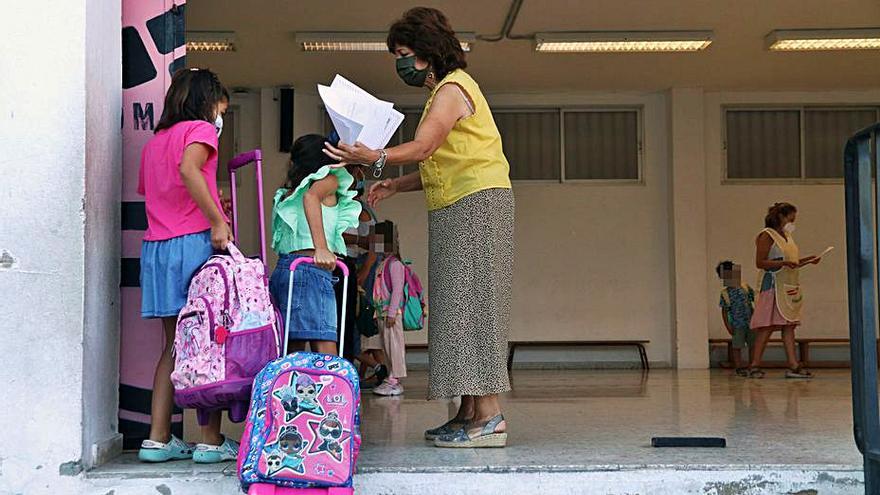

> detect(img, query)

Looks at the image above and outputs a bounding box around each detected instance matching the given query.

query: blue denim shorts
[270,254,339,342]
[140,230,213,318]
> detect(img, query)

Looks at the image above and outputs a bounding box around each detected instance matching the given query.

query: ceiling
[187,0,880,94]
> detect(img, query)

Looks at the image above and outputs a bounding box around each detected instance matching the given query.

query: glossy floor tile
[358,369,862,472]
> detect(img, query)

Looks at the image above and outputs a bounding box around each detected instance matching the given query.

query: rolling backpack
[377,256,427,331]
[238,257,361,495]
[171,150,282,425]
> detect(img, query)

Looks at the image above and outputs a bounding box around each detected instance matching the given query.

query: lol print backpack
[238,258,360,495]
[171,150,283,425]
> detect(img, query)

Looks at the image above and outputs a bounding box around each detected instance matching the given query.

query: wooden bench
[507,340,650,371]
[708,337,870,368]
[407,340,651,371]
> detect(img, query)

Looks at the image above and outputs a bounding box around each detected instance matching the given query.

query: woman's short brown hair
[387,7,467,81]
[765,202,797,229]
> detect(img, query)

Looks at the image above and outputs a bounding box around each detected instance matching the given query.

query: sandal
[747,368,766,379]
[785,366,813,379]
[434,414,507,448]
[734,368,749,377]
[425,418,468,441]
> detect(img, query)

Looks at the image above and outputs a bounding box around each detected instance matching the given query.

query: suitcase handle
[227,150,267,265]
[283,258,350,357]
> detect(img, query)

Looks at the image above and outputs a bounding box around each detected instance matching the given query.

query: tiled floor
[93,368,862,479]
[357,368,862,472]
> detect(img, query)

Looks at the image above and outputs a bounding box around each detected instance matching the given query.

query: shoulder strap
[720,288,731,306]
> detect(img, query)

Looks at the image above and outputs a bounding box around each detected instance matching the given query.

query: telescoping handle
[227,149,267,265]
[283,257,350,357]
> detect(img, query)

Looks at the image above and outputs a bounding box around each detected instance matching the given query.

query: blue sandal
[424,418,468,441]
[434,414,507,448]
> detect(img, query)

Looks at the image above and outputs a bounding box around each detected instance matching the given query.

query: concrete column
[0,0,121,491]
[668,88,710,369]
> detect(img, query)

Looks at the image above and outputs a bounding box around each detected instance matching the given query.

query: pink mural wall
[120,0,186,449]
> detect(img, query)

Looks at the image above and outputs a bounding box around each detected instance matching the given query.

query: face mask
[396,56,429,87]
[214,114,224,137]
[783,222,796,234]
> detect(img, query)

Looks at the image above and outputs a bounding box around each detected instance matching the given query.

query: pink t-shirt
[138,120,228,241]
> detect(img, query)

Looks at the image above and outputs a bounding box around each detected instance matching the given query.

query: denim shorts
[140,230,213,318]
[270,253,339,342]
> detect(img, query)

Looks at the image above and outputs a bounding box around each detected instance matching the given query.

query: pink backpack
[238,258,359,495]
[171,243,282,425]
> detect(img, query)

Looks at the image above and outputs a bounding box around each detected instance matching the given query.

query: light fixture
[296,32,475,52]
[186,31,236,52]
[534,31,713,53]
[765,28,880,51]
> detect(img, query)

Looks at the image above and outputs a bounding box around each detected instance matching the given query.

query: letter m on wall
[133,102,154,130]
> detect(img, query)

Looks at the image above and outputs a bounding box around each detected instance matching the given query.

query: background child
[716,260,756,376]
[137,68,238,463]
[269,134,361,355]
[371,221,408,396]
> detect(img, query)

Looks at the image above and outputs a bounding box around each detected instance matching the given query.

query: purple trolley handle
[227,150,267,265]
[284,257,350,357]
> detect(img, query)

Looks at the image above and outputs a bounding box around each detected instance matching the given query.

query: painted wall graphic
[121,0,186,450]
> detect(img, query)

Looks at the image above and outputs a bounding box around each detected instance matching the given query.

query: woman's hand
[211,222,234,250]
[313,247,338,271]
[368,179,399,208]
[385,315,397,327]
[324,141,380,166]
[782,260,799,269]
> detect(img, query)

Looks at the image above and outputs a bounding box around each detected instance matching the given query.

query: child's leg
[288,340,307,353]
[200,411,224,446]
[148,317,177,443]
[311,340,337,355]
[748,327,775,368]
[731,348,744,369]
[381,317,407,379]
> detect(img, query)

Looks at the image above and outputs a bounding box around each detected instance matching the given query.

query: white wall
[0,0,120,491]
[704,90,880,341]
[368,91,675,365]
[82,0,123,469]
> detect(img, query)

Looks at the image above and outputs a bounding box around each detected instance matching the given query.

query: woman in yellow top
[324,7,513,448]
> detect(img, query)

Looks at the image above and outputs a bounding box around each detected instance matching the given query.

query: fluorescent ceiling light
[187,31,236,52]
[766,28,880,51]
[296,32,475,52]
[535,31,713,53]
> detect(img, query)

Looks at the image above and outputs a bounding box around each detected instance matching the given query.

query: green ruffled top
[271,166,362,255]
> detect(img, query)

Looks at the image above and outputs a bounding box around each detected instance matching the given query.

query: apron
[758,228,803,322]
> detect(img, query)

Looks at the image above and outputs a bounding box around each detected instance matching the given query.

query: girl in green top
[268,134,361,354]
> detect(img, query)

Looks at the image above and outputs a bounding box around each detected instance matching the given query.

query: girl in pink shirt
[371,221,408,396]
[137,68,237,464]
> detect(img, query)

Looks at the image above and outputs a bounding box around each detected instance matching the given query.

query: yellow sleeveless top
[418,70,511,211]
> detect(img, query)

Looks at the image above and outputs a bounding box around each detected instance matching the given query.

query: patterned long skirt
[427,188,515,400]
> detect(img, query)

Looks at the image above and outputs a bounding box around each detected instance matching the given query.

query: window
[322,106,643,182]
[724,107,879,180]
[494,110,561,180]
[564,110,640,180]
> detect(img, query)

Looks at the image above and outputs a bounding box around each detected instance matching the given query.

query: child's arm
[721,309,734,336]
[386,260,405,326]
[303,174,339,271]
[179,143,232,249]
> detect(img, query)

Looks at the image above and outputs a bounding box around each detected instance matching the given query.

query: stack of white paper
[318,75,405,150]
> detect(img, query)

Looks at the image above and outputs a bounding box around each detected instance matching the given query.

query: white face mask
[783,222,796,234]
[214,114,224,137]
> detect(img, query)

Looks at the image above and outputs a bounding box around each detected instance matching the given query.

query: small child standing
[371,221,408,396]
[268,134,361,355]
[717,260,757,376]
[137,68,237,463]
